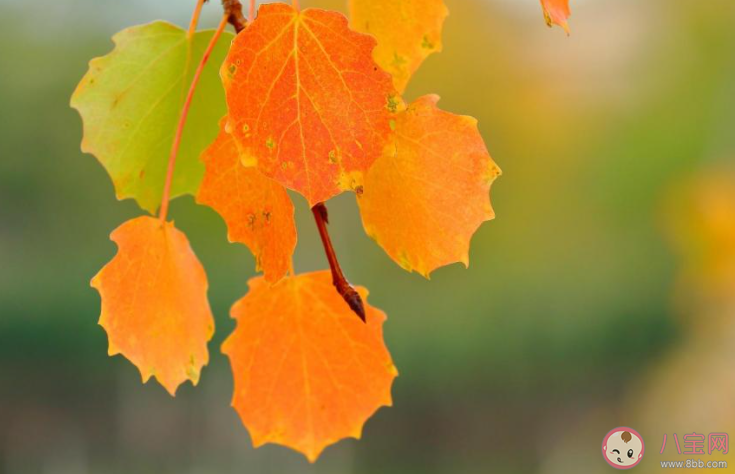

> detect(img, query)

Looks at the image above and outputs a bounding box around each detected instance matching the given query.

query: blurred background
[1,0,735,472]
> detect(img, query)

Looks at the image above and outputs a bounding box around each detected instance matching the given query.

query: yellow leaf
[358,95,501,277]
[349,0,448,93]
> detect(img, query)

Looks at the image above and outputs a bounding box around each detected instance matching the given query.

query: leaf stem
[292,0,301,11]
[158,13,229,222]
[312,203,366,322]
[188,0,207,38]
[249,0,255,23]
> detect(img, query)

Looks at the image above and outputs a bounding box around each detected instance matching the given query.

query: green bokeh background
[1,0,734,472]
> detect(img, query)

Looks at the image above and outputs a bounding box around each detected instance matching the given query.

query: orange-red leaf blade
[221,3,397,206]
[541,0,571,34]
[91,216,215,395]
[358,95,501,278]
[197,119,296,283]
[222,271,397,462]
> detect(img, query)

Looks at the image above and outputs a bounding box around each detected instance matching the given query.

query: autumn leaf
[221,3,398,206]
[357,95,501,278]
[222,270,397,462]
[197,118,297,283]
[540,0,571,34]
[91,216,215,396]
[349,0,448,93]
[71,22,233,213]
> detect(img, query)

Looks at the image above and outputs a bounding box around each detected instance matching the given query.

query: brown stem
[312,203,366,322]
[222,0,247,32]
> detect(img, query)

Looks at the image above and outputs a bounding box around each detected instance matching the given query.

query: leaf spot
[386,95,399,113]
[421,35,435,50]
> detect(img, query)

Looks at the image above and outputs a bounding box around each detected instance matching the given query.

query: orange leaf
[222,271,397,462]
[197,119,296,283]
[358,95,501,278]
[91,216,214,395]
[541,0,571,34]
[349,0,448,93]
[221,3,398,206]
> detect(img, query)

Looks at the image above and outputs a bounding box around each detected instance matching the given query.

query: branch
[312,203,366,322]
[222,0,248,32]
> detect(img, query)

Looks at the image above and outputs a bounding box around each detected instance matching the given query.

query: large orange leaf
[197,119,296,283]
[349,0,448,93]
[222,271,397,462]
[540,0,571,34]
[221,3,398,206]
[91,216,214,395]
[358,95,501,278]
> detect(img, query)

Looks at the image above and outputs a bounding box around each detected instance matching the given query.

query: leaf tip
[106,339,120,357]
[541,0,572,34]
[159,379,180,397]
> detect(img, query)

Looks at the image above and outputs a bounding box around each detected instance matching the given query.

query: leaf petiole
[159,12,230,222]
[188,0,206,38]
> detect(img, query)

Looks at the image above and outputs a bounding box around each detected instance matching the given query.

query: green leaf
[70,21,234,213]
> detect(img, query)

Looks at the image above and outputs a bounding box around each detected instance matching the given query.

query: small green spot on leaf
[421,35,435,50]
[391,52,407,69]
[387,95,399,114]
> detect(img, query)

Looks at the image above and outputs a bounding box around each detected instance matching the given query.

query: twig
[222,0,248,33]
[312,203,367,322]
